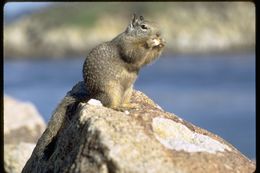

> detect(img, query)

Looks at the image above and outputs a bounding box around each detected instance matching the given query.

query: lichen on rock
[152,117,231,153]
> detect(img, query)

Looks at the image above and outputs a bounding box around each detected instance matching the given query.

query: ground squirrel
[83,14,165,111]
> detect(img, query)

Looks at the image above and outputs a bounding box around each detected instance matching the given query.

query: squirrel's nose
[156,32,161,37]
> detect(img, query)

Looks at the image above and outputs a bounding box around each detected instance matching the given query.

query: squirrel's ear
[126,13,137,32]
[126,13,136,33]
[132,13,137,22]
[131,13,138,26]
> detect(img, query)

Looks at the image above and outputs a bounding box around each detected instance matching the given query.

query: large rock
[22,81,255,173]
[4,95,46,144]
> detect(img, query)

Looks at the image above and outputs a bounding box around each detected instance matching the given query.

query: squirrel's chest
[119,68,138,90]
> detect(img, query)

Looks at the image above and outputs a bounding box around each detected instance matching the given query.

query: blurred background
[4,2,255,160]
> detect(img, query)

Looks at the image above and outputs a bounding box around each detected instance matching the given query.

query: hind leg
[92,81,124,111]
[93,91,121,109]
[121,85,139,110]
[92,82,138,111]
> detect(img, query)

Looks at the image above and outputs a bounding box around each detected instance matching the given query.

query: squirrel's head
[125,13,161,39]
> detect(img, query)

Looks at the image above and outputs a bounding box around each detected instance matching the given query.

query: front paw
[147,37,166,48]
[152,38,161,46]
[158,38,166,48]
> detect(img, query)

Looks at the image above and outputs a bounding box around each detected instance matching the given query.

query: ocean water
[4,53,255,159]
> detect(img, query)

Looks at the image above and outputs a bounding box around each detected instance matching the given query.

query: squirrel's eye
[141,24,148,30]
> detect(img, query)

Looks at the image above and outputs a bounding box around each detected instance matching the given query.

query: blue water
[4,53,255,160]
